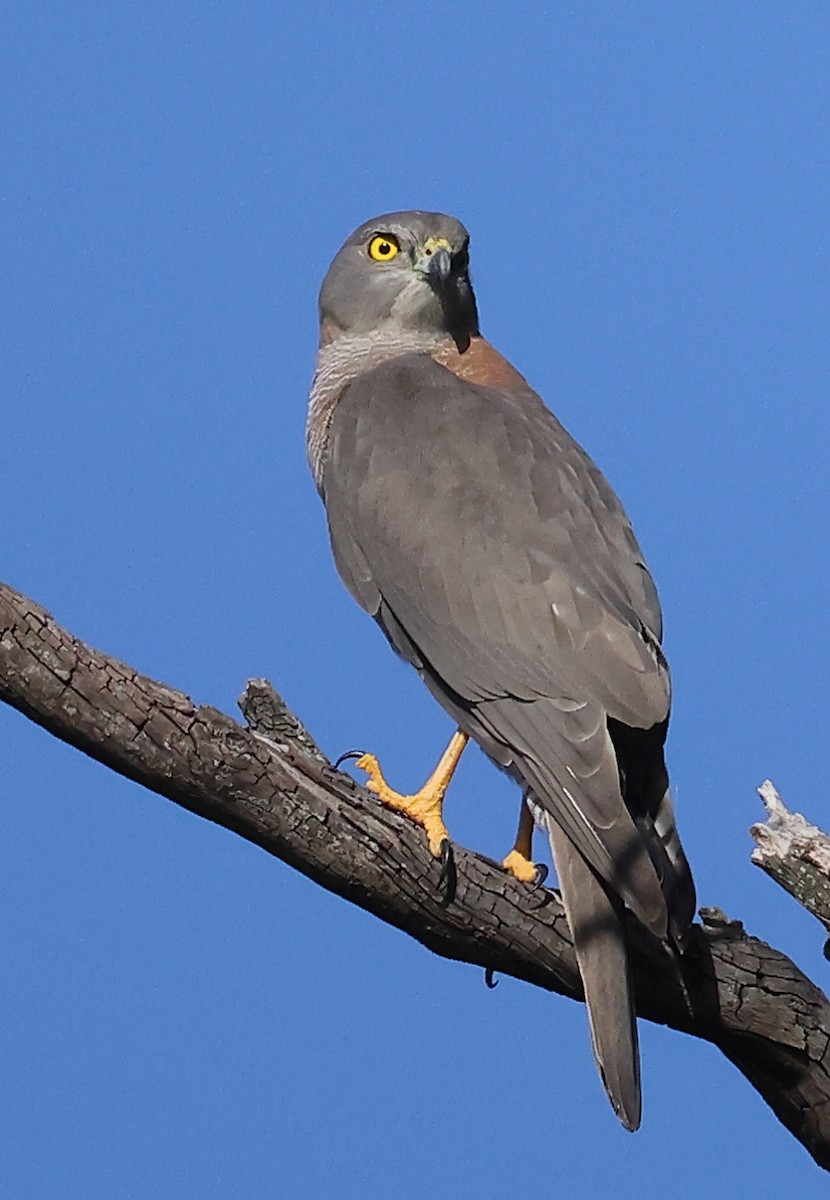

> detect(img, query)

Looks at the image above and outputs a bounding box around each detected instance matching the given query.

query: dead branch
[752,780,830,955]
[1,580,829,1169]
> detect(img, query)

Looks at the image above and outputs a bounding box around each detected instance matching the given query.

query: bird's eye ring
[368,235,400,262]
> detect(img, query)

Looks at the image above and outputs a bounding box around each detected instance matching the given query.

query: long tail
[637,787,696,949]
[545,815,641,1131]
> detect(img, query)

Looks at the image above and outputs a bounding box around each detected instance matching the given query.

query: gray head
[319,211,479,348]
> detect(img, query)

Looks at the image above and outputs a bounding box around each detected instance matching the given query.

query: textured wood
[2,580,830,1169]
[752,780,830,950]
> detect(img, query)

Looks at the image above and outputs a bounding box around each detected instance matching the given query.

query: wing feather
[323,351,683,933]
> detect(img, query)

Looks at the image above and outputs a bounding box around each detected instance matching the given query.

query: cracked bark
[752,781,830,957]
[2,580,830,1170]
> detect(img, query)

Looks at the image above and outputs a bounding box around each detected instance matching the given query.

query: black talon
[437,838,457,907]
[334,749,365,770]
[533,863,549,889]
[484,967,498,989]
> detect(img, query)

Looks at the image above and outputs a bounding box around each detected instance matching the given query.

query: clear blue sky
[3,4,830,1196]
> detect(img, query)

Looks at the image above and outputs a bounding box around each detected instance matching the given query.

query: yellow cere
[422,236,451,257]
[368,234,399,261]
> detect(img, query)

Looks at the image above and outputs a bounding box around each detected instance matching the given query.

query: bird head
[318,211,479,348]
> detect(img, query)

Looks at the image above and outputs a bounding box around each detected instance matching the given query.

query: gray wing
[323,352,686,936]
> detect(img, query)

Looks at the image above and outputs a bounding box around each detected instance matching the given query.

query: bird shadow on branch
[1,580,829,1170]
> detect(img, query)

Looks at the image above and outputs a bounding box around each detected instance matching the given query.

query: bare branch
[2,580,830,1170]
[752,780,830,952]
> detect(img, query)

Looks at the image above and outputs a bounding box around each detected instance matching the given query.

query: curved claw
[533,863,549,889]
[334,749,366,770]
[484,967,499,989]
[437,838,457,907]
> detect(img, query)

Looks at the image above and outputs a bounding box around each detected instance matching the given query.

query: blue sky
[3,3,830,1196]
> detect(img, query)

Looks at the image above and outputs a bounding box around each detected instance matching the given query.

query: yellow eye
[368,234,400,262]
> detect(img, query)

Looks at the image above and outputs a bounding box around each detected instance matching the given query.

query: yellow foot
[502,797,548,887]
[355,752,450,857]
[502,847,541,884]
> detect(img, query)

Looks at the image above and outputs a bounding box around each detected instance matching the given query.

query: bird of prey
[307,210,695,1130]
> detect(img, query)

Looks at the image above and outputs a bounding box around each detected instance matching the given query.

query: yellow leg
[502,797,543,883]
[356,730,468,857]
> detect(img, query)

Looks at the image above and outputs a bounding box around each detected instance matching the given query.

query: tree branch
[752,780,830,957]
[2,580,830,1169]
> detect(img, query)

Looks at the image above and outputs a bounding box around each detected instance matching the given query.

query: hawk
[306,211,695,1130]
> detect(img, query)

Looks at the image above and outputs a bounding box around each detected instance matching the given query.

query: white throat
[305,328,444,490]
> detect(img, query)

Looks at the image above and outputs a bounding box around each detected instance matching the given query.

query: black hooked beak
[415,240,454,290]
[415,237,478,349]
[424,246,453,287]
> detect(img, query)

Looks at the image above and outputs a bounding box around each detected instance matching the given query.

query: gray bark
[1,580,830,1169]
[752,780,830,956]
